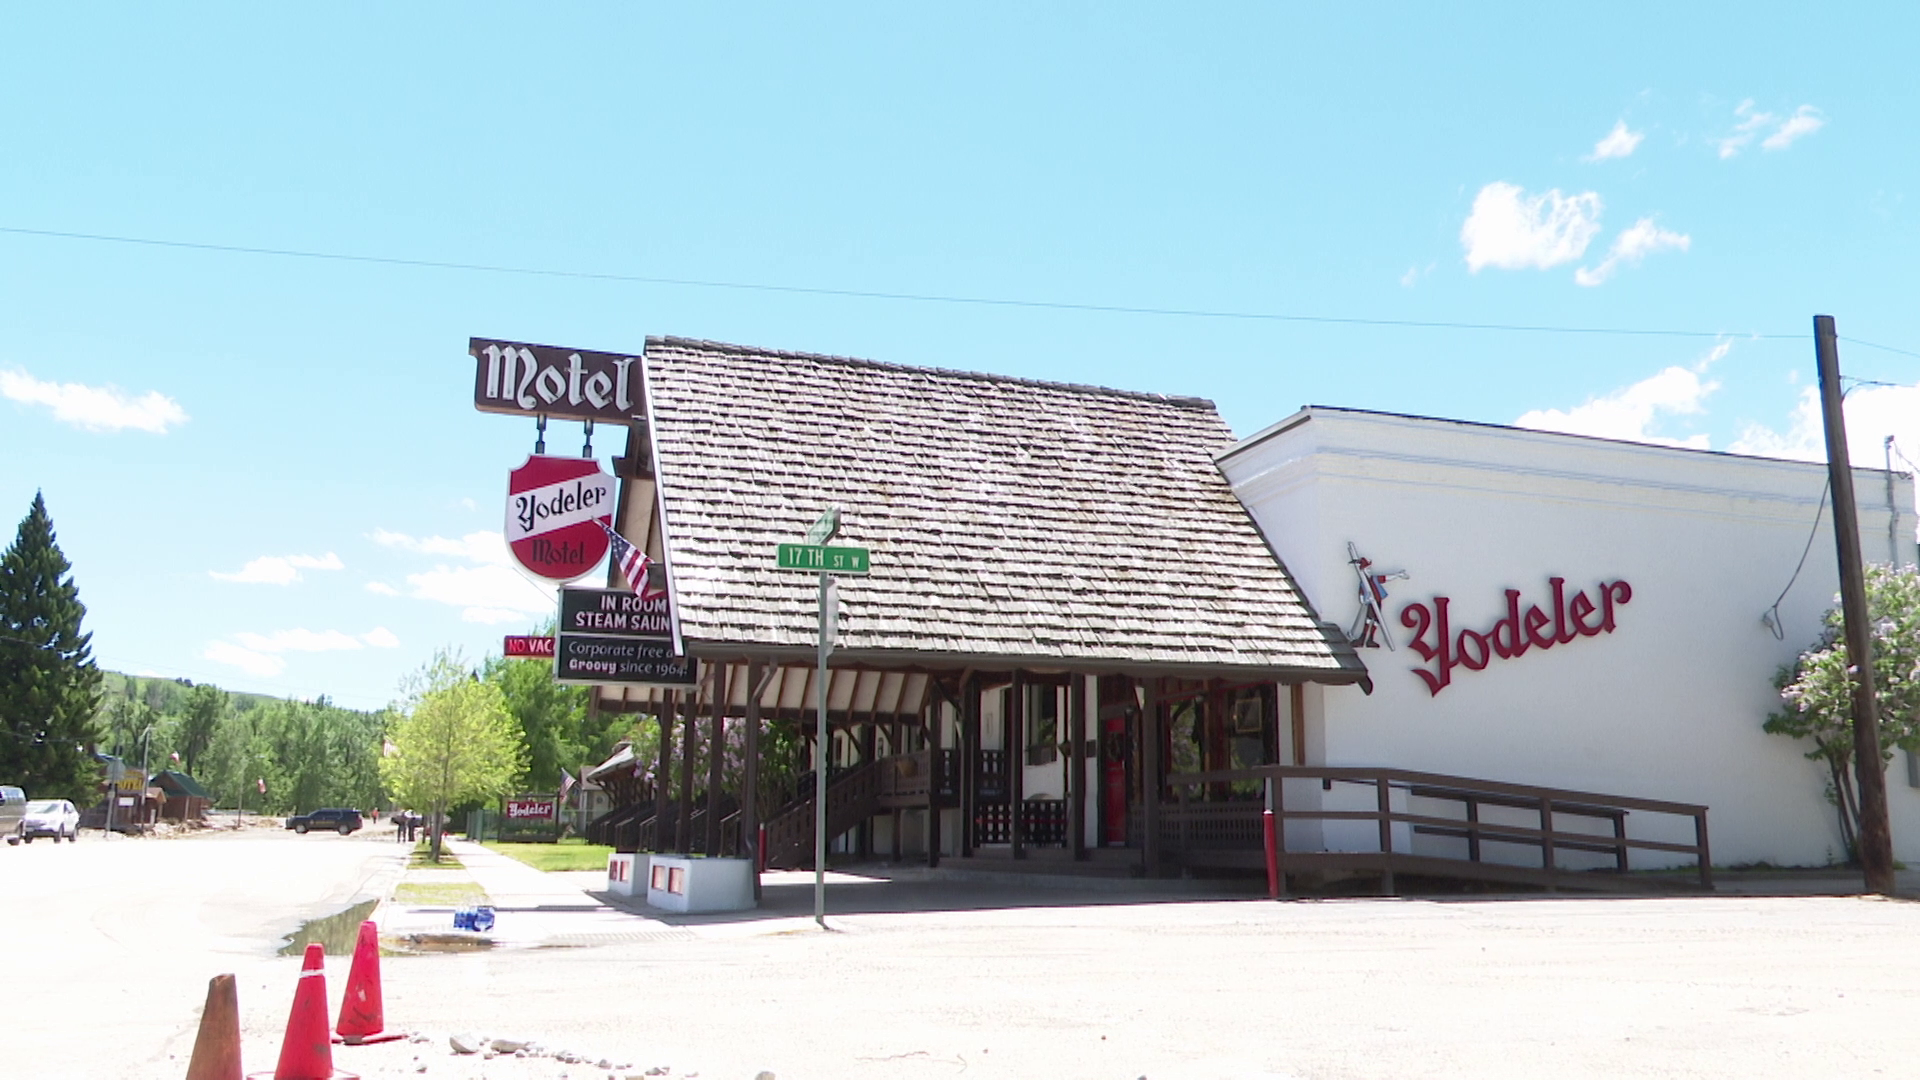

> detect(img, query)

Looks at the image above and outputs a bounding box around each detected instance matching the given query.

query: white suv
[22,799,80,843]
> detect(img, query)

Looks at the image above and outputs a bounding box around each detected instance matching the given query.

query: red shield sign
[506,456,615,583]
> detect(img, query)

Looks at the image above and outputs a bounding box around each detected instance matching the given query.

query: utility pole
[1814,314,1896,895]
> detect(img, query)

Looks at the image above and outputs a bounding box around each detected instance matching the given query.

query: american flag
[597,521,667,600]
[558,768,576,802]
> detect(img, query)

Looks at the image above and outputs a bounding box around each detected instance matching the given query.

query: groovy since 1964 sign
[506,455,615,583]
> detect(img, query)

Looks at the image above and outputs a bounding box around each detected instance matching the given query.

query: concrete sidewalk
[382,838,692,949]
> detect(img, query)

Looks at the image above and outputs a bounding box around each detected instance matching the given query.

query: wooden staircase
[762,760,883,869]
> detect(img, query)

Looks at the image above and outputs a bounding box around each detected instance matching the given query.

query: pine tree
[0,493,103,801]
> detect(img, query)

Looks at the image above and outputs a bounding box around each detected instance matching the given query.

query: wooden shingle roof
[643,337,1366,682]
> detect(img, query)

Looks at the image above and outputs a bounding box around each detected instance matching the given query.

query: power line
[1842,336,1920,362]
[0,223,1812,343]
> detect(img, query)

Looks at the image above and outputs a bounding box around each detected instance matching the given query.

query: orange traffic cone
[184,973,243,1080]
[248,944,357,1080]
[334,921,403,1045]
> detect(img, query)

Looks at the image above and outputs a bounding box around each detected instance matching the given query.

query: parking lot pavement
[221,886,1920,1080]
[45,831,1917,1080]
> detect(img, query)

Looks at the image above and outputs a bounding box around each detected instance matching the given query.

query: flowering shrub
[1764,563,1920,857]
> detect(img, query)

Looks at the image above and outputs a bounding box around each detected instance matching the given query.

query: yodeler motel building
[568,336,1918,892]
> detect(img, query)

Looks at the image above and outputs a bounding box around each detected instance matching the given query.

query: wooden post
[858,722,877,858]
[1539,795,1558,894]
[1289,683,1307,766]
[1009,672,1025,859]
[1695,809,1714,891]
[677,689,697,854]
[960,675,978,857]
[1814,315,1896,895]
[653,692,675,852]
[1376,776,1395,895]
[1141,679,1162,877]
[1067,674,1087,860]
[743,660,763,900]
[704,663,728,856]
[925,696,944,868]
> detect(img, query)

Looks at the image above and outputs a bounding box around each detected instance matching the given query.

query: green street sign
[775,543,871,575]
[804,507,841,546]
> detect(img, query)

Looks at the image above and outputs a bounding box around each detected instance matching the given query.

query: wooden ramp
[1159,765,1713,895]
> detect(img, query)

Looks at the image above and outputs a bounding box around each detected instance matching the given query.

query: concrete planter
[644,855,756,913]
[606,852,650,897]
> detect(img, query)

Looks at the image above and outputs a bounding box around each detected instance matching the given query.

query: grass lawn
[393,880,489,905]
[485,838,615,872]
[408,844,462,869]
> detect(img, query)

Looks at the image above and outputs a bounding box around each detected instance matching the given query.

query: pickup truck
[284,807,363,835]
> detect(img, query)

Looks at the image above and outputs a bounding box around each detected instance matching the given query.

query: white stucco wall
[1220,407,1919,868]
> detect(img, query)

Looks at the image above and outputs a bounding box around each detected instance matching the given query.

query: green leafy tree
[381,650,526,860]
[1764,563,1920,857]
[484,651,589,792]
[176,683,227,776]
[0,493,102,801]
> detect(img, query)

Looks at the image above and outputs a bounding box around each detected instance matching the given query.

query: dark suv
[285,808,363,835]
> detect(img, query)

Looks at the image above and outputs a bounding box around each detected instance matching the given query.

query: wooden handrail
[1162,763,1712,891]
[1166,765,1707,818]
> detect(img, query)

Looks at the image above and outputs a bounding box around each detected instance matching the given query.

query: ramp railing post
[1263,774,1282,899]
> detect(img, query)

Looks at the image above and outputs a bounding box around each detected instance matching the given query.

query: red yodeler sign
[503,635,556,658]
[1399,576,1633,696]
[504,796,558,820]
[506,455,615,583]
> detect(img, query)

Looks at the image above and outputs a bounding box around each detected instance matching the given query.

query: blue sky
[3,5,1917,709]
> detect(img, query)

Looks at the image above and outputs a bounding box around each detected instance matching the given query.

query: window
[1025,683,1059,766]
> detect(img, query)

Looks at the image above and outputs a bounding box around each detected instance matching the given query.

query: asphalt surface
[14,826,1920,1080]
[4,820,405,1079]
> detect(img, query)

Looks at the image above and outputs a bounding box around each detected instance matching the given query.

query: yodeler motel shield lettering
[506,456,615,583]
[554,586,696,687]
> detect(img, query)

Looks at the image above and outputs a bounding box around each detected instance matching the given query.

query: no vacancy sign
[506,455,615,583]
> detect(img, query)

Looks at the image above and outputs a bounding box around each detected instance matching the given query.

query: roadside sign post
[772,509,871,928]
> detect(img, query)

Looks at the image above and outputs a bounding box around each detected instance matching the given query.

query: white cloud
[1461,182,1604,272]
[1719,100,1824,158]
[202,641,285,677]
[462,606,534,625]
[209,552,344,585]
[403,564,555,624]
[1730,382,1920,470]
[371,528,511,566]
[1763,105,1825,151]
[1399,262,1436,288]
[233,628,365,653]
[1516,350,1725,449]
[372,525,558,621]
[0,368,189,433]
[204,625,398,673]
[458,497,478,512]
[1586,121,1644,161]
[1574,217,1692,286]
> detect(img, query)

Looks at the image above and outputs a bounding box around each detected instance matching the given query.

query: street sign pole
[772,509,865,930]
[814,572,833,928]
